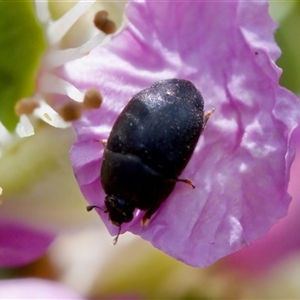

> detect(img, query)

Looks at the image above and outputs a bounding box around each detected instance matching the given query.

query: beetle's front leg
[141,203,162,227]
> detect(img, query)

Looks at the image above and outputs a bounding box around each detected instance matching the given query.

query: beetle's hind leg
[204,108,215,128]
[177,178,195,189]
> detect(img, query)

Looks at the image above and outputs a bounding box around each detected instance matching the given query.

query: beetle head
[104,195,135,226]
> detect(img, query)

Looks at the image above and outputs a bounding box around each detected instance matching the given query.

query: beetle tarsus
[204,108,215,128]
[177,178,195,189]
[141,216,150,227]
[142,203,162,225]
[101,139,107,147]
[112,226,122,245]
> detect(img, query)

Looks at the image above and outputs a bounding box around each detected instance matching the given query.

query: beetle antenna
[112,226,122,245]
[86,205,107,213]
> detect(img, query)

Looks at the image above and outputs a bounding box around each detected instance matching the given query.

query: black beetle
[87,78,213,243]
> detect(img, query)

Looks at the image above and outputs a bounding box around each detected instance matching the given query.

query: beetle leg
[177,178,195,189]
[93,138,107,147]
[101,139,107,147]
[87,204,122,244]
[204,108,215,128]
[141,204,162,227]
[112,226,122,245]
[141,217,150,227]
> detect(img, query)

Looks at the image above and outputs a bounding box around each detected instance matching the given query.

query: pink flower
[65,1,300,266]
[224,129,300,274]
[0,1,106,267]
[0,278,84,299]
[0,218,54,267]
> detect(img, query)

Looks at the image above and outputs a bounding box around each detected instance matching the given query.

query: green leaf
[271,1,300,94]
[0,1,46,131]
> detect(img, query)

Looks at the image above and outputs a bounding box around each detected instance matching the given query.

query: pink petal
[0,218,54,267]
[225,130,300,274]
[0,278,83,299]
[65,1,300,266]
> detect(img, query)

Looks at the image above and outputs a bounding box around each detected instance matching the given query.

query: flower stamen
[83,88,103,110]
[58,101,83,122]
[15,99,40,117]
[94,10,117,34]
